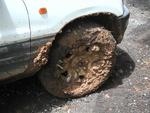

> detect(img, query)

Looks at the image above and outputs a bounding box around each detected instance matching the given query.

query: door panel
[0,0,30,80]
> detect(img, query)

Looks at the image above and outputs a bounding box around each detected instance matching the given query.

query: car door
[0,0,30,80]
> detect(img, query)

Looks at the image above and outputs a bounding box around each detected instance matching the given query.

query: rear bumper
[116,5,130,43]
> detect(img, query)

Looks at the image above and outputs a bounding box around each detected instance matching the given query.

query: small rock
[104,94,110,99]
[143,93,147,96]
[44,109,47,112]
[108,108,112,111]
[137,59,140,63]
[146,45,149,48]
[144,77,148,80]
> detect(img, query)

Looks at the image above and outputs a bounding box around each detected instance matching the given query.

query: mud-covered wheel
[38,22,116,98]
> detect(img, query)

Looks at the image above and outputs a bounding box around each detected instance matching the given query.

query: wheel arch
[54,13,121,44]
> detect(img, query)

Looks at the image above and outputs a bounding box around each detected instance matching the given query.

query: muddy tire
[38,22,116,98]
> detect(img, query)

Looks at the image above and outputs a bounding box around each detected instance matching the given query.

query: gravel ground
[0,0,150,113]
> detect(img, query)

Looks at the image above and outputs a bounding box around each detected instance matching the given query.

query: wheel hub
[56,43,103,83]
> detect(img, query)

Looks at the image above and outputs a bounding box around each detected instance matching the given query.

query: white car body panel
[24,0,124,40]
[0,0,127,80]
[0,0,30,78]
[0,0,124,45]
[0,0,30,46]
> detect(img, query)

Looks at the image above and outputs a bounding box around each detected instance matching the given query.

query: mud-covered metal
[39,22,116,98]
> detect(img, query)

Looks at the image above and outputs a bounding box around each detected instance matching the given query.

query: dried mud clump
[33,42,52,67]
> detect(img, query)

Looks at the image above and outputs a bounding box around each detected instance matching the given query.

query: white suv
[0,0,129,98]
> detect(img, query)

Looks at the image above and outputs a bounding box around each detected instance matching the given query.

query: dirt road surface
[0,0,150,113]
